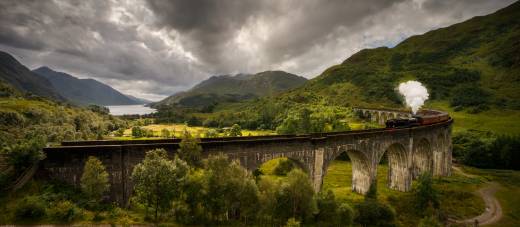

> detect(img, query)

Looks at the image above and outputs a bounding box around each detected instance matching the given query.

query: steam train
[385,110,450,128]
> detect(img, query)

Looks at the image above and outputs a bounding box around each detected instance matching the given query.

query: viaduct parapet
[39,108,453,205]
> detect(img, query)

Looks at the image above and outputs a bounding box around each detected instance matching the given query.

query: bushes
[316,190,353,226]
[4,136,46,171]
[450,85,490,109]
[47,200,79,222]
[355,199,396,227]
[453,131,520,170]
[414,173,439,212]
[14,196,46,221]
[274,159,295,176]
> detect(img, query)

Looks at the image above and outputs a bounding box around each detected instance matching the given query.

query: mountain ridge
[33,66,144,106]
[153,70,308,110]
[0,51,65,102]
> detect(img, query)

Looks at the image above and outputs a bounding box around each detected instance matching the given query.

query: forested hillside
[153,70,307,111]
[275,0,519,110]
[187,1,520,133]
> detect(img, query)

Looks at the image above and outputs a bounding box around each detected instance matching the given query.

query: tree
[299,108,312,133]
[80,156,110,207]
[114,127,125,137]
[4,136,46,171]
[204,154,259,222]
[132,149,189,222]
[178,131,202,167]
[132,126,143,137]
[275,169,316,223]
[315,190,339,225]
[315,190,353,226]
[228,124,242,137]
[355,180,396,226]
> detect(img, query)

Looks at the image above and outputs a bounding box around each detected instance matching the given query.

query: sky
[0,0,515,101]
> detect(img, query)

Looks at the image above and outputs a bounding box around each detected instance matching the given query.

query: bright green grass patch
[426,101,520,135]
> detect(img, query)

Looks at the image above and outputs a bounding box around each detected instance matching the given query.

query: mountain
[33,66,141,106]
[251,1,520,110]
[0,51,65,101]
[126,94,152,104]
[153,70,308,110]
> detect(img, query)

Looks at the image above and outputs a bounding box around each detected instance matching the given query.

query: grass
[426,101,520,135]
[460,166,520,227]
[322,160,491,226]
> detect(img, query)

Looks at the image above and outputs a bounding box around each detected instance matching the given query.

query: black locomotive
[385,110,450,128]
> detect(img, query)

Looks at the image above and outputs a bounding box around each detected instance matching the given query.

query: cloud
[0,0,515,100]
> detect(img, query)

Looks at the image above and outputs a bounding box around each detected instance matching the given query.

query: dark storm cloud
[0,0,516,100]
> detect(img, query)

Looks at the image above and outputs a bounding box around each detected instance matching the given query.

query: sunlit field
[109,123,276,140]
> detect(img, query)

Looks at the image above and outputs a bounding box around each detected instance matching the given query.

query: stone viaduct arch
[39,109,452,205]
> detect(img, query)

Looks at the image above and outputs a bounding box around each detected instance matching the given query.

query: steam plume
[398,81,429,114]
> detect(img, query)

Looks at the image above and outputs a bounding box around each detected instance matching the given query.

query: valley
[1,1,519,226]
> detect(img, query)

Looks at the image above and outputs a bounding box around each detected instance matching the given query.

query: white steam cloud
[398,81,429,114]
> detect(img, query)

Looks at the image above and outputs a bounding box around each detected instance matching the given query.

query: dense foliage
[131,149,189,222]
[452,130,520,170]
[80,156,110,208]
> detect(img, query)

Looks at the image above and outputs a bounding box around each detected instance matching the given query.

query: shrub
[337,203,354,226]
[47,200,79,222]
[14,196,46,221]
[132,126,143,137]
[414,173,439,212]
[284,217,301,227]
[228,124,242,137]
[355,199,396,227]
[450,85,489,108]
[274,159,295,176]
[418,215,442,227]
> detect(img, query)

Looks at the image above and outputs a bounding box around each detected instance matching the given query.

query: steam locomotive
[385,110,450,128]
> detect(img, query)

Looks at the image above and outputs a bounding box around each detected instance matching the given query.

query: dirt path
[452,166,503,226]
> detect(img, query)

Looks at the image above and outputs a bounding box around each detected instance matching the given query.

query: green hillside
[153,70,307,111]
[199,1,520,134]
[33,67,142,106]
[285,1,519,109]
[0,81,126,148]
[0,51,65,102]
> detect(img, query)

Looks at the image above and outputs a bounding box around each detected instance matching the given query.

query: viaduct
[38,108,453,205]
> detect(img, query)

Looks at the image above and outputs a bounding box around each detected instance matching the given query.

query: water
[106,105,156,116]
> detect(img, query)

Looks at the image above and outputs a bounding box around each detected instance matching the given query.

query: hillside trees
[80,156,110,207]
[178,131,202,167]
[131,149,189,221]
[452,131,520,170]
